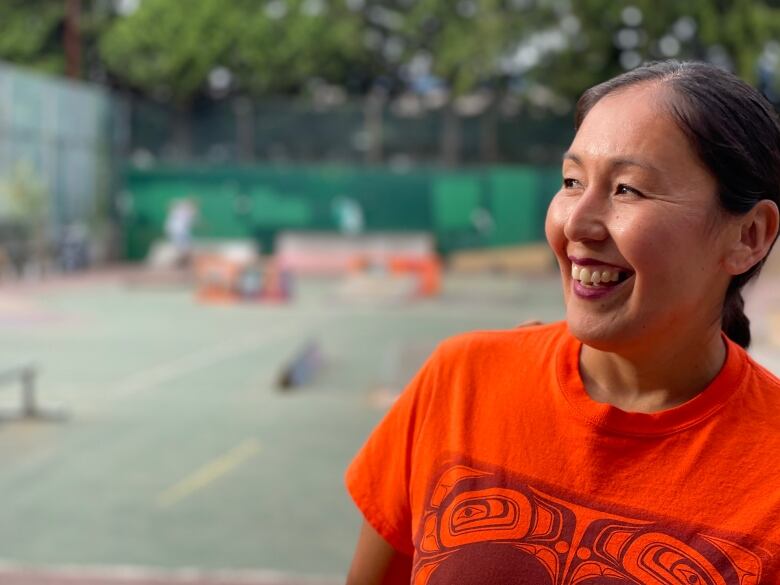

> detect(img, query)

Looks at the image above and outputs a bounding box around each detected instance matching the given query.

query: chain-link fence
[126,94,573,168]
[0,62,118,274]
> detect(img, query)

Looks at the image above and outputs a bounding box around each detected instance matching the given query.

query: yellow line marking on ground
[156,438,261,508]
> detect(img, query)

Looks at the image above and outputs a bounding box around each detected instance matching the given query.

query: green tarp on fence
[121,165,561,260]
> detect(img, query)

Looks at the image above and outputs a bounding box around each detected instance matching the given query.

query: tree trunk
[64,0,82,79]
[480,94,500,164]
[364,88,385,165]
[172,102,193,160]
[441,100,461,167]
[234,97,255,163]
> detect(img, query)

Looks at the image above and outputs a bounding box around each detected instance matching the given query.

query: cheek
[615,216,655,259]
[619,220,688,281]
[544,194,568,255]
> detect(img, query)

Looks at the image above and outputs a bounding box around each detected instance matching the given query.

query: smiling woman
[345,61,780,585]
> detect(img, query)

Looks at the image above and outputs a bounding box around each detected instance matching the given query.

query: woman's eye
[563,178,580,189]
[616,183,642,196]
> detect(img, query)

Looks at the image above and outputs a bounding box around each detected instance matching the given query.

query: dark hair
[575,60,780,348]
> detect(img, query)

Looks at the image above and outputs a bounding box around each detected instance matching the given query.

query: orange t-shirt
[346,322,780,584]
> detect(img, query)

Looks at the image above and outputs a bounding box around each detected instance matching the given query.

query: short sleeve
[344,345,442,557]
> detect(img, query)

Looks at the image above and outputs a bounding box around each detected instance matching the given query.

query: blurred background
[0,1,779,584]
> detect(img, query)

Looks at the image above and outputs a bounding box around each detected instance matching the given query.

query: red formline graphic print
[412,463,775,585]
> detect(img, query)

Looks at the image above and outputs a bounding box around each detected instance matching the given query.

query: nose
[563,187,610,243]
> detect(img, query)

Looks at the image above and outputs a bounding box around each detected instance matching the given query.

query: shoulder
[399,321,569,411]
[751,360,780,388]
[432,320,569,369]
[735,352,780,435]
[744,354,780,400]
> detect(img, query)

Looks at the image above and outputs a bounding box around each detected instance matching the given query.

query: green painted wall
[121,165,560,260]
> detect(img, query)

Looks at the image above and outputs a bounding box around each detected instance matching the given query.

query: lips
[568,255,630,271]
[567,255,634,299]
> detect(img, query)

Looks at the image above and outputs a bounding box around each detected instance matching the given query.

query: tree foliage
[536,0,780,101]
[99,0,235,103]
[227,0,367,95]
[99,0,367,102]
[0,0,66,74]
[3,0,780,106]
[396,0,553,95]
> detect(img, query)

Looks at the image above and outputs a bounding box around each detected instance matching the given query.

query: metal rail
[0,364,64,421]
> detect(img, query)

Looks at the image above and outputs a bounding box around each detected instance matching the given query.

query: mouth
[568,259,634,299]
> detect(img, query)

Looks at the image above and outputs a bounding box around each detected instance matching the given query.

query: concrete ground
[0,267,777,584]
[0,269,564,583]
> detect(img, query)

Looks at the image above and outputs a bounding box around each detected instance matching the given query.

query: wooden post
[364,88,385,165]
[64,0,82,79]
[234,97,255,162]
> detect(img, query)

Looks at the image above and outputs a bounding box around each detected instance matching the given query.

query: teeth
[571,264,624,285]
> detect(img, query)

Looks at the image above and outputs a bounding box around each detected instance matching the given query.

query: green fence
[128,96,573,166]
[121,165,561,261]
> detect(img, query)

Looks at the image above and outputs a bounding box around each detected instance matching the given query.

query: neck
[579,325,727,413]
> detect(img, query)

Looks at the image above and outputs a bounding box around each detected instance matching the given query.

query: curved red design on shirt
[412,463,766,585]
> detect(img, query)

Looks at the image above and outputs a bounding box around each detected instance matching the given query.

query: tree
[0,0,66,75]
[99,0,367,157]
[99,0,248,156]
[355,0,556,165]
[406,0,506,165]
[227,0,367,95]
[0,0,118,80]
[99,0,235,103]
[533,0,780,103]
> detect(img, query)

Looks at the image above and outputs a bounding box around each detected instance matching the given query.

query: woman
[345,60,780,584]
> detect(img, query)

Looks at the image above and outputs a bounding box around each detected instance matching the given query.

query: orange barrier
[378,255,441,297]
[194,254,243,303]
[194,255,293,303]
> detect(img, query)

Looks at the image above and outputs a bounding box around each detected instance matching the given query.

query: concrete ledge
[449,243,555,274]
[0,562,341,585]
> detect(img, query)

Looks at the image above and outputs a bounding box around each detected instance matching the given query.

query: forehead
[569,84,702,175]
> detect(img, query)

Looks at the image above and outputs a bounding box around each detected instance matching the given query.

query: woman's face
[545,84,737,352]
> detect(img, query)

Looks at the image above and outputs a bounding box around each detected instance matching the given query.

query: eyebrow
[563,151,661,175]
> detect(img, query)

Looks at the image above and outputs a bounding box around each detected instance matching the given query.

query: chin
[565,311,629,352]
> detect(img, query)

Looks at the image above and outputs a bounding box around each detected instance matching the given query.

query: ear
[723,200,780,275]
